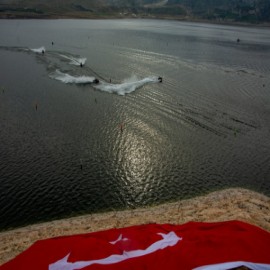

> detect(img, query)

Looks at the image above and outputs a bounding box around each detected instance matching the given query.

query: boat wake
[94,76,161,95]
[30,46,46,54]
[59,54,87,66]
[50,70,97,85]
[0,45,161,95]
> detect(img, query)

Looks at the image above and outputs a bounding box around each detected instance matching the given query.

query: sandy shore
[0,188,269,265]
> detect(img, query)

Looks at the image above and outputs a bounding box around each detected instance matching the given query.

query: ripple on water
[1,21,270,230]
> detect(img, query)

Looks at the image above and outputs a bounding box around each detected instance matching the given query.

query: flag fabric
[1,220,270,270]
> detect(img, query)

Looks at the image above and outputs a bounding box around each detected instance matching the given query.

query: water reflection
[0,19,270,230]
[113,116,165,205]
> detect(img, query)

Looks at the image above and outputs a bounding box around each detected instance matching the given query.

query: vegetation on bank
[0,0,269,23]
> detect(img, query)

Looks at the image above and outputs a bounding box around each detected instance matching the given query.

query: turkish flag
[1,221,270,270]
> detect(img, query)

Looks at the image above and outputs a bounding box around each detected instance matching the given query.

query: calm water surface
[0,19,270,230]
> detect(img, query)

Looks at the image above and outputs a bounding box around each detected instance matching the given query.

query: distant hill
[0,0,269,23]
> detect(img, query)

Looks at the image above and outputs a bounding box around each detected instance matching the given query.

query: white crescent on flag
[49,232,182,270]
[1,221,270,270]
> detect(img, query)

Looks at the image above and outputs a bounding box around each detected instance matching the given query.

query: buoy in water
[80,159,83,170]
[119,123,124,132]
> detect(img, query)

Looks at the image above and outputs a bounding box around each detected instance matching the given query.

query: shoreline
[0,188,269,265]
[0,14,269,28]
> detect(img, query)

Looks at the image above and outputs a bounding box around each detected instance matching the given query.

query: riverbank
[0,188,269,265]
[0,12,270,28]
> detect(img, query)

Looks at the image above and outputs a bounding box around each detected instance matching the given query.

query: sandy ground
[0,188,269,265]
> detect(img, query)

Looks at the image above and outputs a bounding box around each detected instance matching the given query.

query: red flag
[1,221,270,270]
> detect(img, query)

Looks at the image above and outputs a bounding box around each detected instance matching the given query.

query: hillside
[0,0,269,23]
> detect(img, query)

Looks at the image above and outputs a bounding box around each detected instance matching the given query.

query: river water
[0,19,270,230]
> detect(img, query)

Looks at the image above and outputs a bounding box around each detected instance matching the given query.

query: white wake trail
[50,70,97,84]
[30,46,46,54]
[94,75,161,95]
[60,54,87,66]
